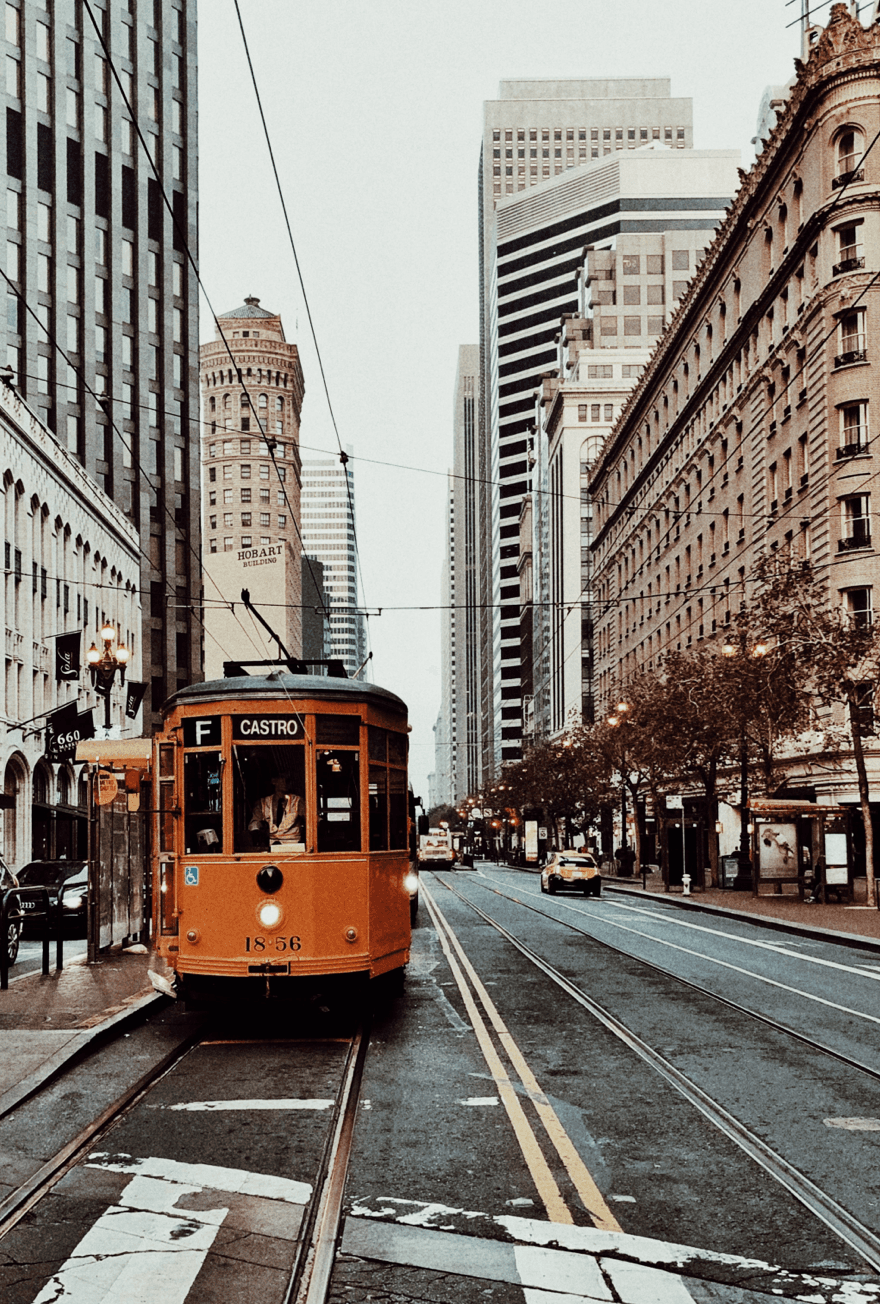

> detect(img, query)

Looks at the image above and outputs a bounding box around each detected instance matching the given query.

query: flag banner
[76,709,95,741]
[45,701,82,762]
[124,681,147,720]
[55,631,81,682]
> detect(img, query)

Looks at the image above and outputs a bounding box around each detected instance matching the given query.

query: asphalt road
[5,863,880,1302]
[12,936,87,978]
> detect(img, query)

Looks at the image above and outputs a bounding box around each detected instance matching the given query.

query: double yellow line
[423,882,621,1232]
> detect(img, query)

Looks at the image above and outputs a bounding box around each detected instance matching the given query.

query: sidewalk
[0,945,169,1118]
[500,861,880,952]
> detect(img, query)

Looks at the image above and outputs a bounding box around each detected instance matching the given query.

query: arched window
[78,773,88,808]
[276,396,284,412]
[59,769,70,805]
[241,393,250,409]
[33,763,50,804]
[209,396,216,413]
[222,393,230,409]
[837,128,863,178]
[258,393,268,409]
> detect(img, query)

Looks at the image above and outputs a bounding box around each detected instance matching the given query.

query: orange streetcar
[152,669,415,1003]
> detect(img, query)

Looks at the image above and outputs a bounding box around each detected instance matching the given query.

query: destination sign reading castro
[182,714,305,746]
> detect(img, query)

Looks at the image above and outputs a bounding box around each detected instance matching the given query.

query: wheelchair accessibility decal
[184,866,199,886]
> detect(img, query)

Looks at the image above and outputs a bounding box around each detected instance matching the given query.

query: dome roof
[219,295,275,320]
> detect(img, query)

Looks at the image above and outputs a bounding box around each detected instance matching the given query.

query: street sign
[94,770,118,806]
[666,794,684,809]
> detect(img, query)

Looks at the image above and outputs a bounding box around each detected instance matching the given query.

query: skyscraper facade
[447,344,479,800]
[478,80,695,768]
[301,455,366,678]
[2,0,200,727]
[199,297,305,678]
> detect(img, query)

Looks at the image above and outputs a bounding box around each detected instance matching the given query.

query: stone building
[199,298,305,679]
[588,7,880,814]
[0,380,141,868]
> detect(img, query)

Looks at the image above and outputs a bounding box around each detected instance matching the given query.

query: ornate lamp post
[607,701,633,874]
[87,623,129,731]
[721,634,768,888]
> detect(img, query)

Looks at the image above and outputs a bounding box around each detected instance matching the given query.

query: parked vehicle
[16,859,88,936]
[418,828,456,866]
[541,851,601,897]
[0,858,21,964]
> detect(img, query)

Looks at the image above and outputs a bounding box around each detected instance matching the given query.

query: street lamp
[87,623,129,729]
[607,701,633,874]
[721,633,768,887]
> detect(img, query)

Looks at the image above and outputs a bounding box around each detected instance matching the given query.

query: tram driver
[249,774,305,848]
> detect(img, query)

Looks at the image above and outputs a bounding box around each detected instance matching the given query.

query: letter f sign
[195,719,212,745]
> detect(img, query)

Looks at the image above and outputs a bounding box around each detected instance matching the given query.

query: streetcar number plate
[245,936,301,953]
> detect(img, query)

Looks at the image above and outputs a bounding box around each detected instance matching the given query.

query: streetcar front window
[183,752,223,854]
[233,744,306,854]
[317,749,360,852]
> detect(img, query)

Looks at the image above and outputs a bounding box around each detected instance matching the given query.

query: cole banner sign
[55,631,81,682]
[124,681,148,720]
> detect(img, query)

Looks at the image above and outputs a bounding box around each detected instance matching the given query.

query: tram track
[0,1008,373,1304]
[428,874,880,1274]
[461,869,880,1086]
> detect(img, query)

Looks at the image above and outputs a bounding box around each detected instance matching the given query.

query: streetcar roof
[163,673,408,718]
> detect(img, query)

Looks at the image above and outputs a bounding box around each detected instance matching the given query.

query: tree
[750,558,880,907]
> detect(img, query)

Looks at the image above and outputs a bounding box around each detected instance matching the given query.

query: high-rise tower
[2,0,200,726]
[301,455,366,678]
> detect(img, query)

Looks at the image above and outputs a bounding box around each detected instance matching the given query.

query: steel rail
[437,877,880,1273]
[286,1020,371,1304]
[0,1030,202,1241]
[466,871,880,1087]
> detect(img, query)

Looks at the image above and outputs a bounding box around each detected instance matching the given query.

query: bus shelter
[748,798,853,903]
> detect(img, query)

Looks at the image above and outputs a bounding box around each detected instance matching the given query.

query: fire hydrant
[682,873,691,896]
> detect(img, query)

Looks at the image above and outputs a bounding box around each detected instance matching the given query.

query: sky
[196,0,810,798]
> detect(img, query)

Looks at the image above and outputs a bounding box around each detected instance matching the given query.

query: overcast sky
[197,0,808,797]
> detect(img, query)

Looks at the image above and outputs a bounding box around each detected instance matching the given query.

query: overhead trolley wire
[232,0,370,659]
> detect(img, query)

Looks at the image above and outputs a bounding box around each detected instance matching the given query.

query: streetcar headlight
[403,872,419,894]
[257,900,282,929]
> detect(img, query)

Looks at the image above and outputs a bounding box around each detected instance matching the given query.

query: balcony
[832,168,864,189]
[834,347,868,368]
[839,534,872,551]
[836,441,869,460]
[832,254,865,275]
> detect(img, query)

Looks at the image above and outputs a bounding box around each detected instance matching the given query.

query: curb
[0,987,165,1120]
[604,883,880,955]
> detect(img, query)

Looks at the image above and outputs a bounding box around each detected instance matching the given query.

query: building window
[223,512,233,528]
[844,587,873,627]
[224,537,233,551]
[241,513,252,527]
[671,250,690,271]
[841,494,871,549]
[224,489,233,503]
[591,404,600,421]
[839,402,868,456]
[241,535,252,548]
[836,128,864,182]
[603,404,613,421]
[241,464,251,478]
[835,310,867,368]
[834,223,864,274]
[577,404,587,422]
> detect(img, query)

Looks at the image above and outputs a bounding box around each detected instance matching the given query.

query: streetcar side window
[316,749,361,852]
[233,744,306,854]
[368,726,408,850]
[369,765,388,850]
[183,752,224,854]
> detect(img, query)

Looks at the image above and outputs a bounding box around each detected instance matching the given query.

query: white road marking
[478,874,880,1028]
[458,1096,500,1106]
[515,1244,612,1300]
[32,1174,227,1303]
[157,1097,334,1112]
[87,1151,312,1203]
[601,1259,696,1303]
[824,1117,880,1130]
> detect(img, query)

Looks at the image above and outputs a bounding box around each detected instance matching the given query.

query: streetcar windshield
[233,744,307,854]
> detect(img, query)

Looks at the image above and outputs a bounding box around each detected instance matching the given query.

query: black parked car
[16,859,88,937]
[0,858,21,964]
